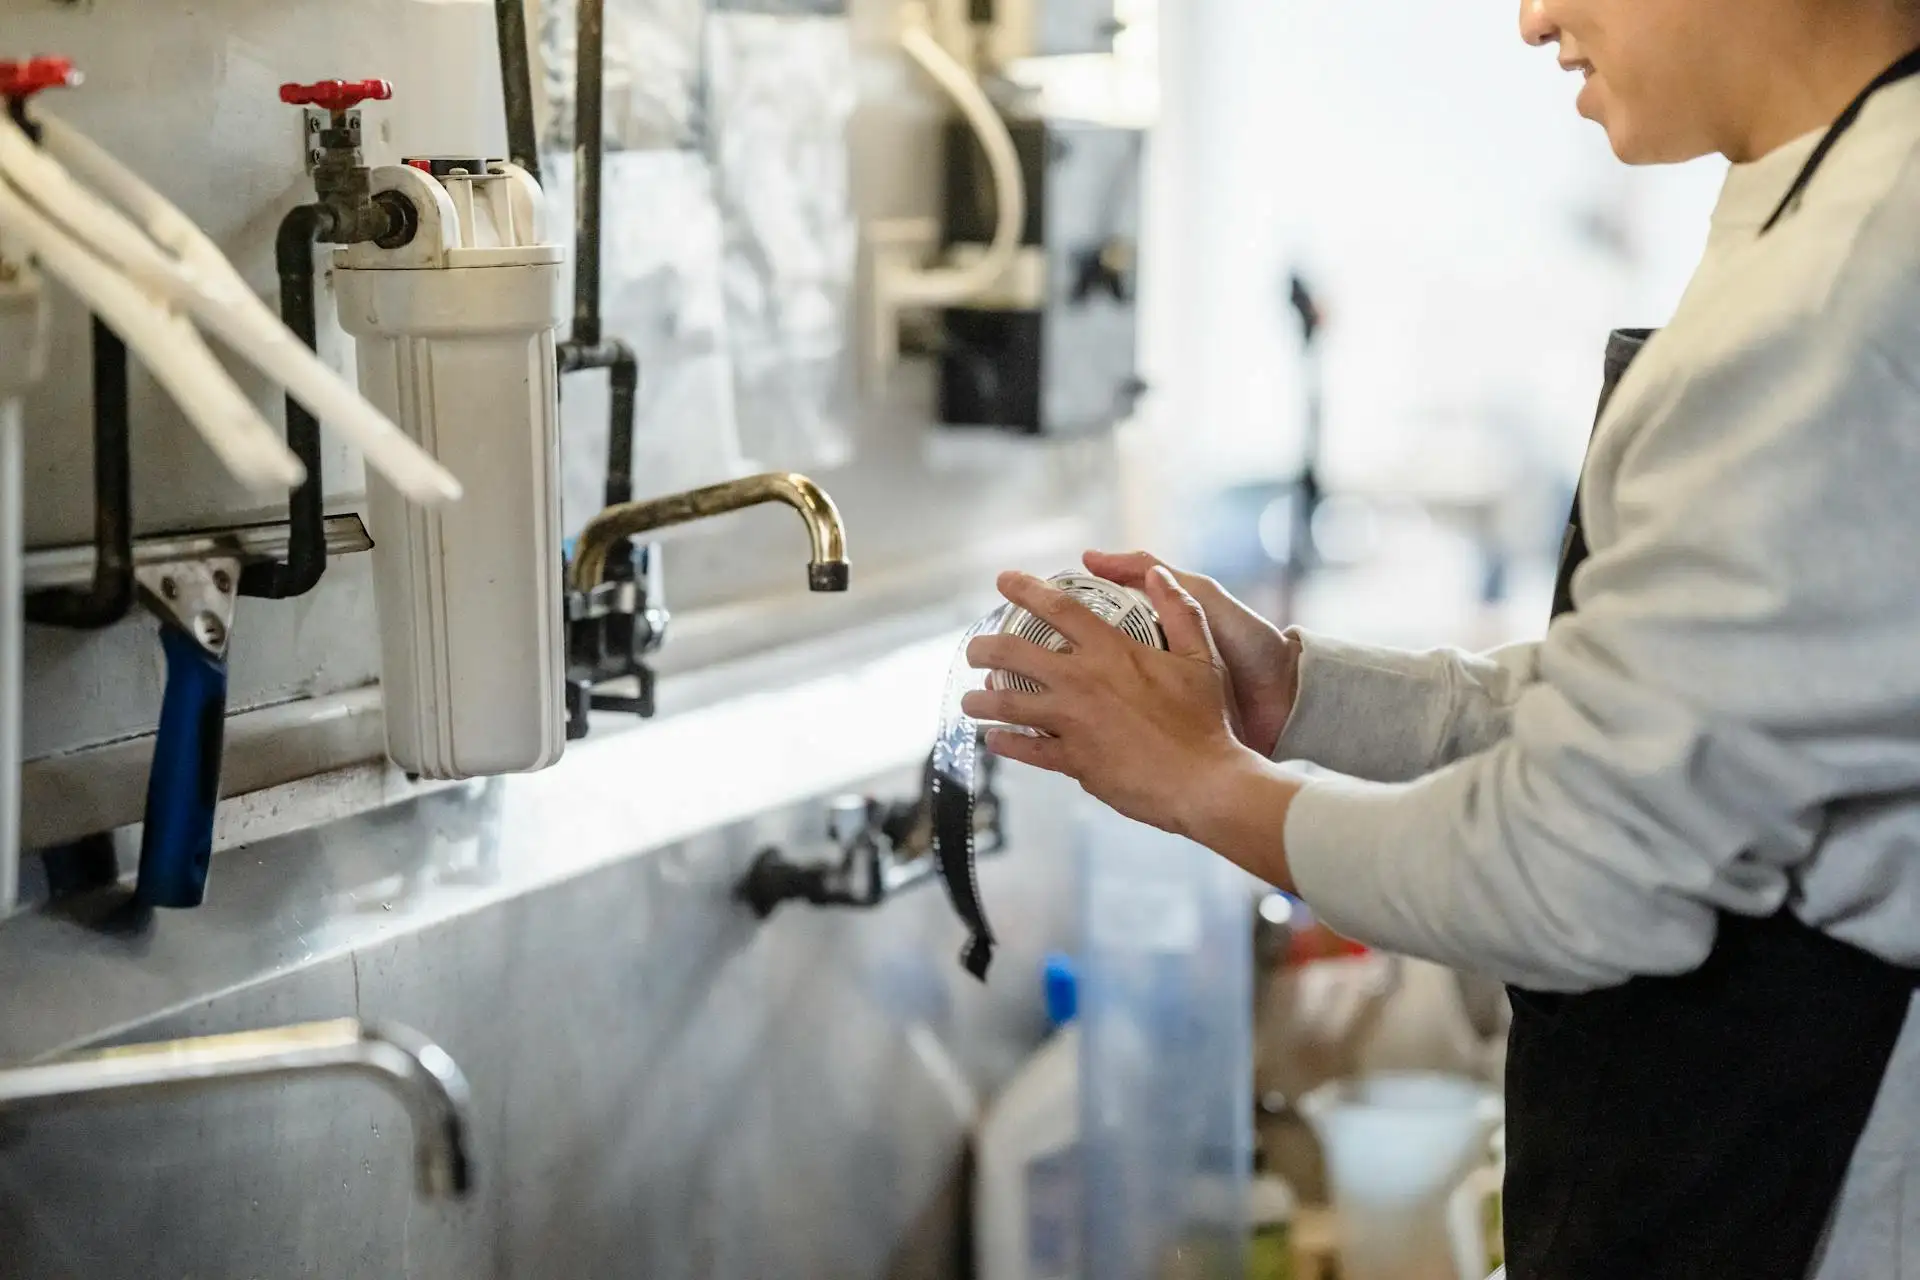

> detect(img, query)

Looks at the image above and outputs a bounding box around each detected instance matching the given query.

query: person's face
[1519,0,1741,163]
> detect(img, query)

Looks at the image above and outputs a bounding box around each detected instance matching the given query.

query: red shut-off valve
[0,56,81,100]
[279,78,392,116]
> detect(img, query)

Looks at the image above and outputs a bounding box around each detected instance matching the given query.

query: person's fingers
[961,687,1065,734]
[998,571,1121,655]
[1086,550,1228,612]
[1082,549,1164,587]
[984,728,1069,774]
[965,633,1075,686]
[1142,565,1216,660]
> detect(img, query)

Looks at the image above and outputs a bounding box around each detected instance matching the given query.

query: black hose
[555,0,658,713]
[557,338,641,584]
[25,318,134,629]
[494,0,541,183]
[605,344,636,507]
[6,97,36,143]
[239,204,328,600]
[572,0,606,347]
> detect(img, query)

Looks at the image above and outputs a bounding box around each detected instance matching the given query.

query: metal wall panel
[0,743,1084,1279]
[9,0,1121,786]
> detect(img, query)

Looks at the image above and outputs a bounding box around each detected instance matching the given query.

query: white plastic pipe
[0,256,40,919]
[0,179,304,493]
[0,395,21,916]
[891,6,1028,308]
[30,111,464,506]
[0,112,186,297]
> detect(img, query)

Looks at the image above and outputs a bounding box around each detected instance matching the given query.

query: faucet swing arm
[0,1018,475,1200]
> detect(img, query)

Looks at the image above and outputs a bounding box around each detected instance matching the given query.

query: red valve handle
[0,56,81,100]
[278,78,392,113]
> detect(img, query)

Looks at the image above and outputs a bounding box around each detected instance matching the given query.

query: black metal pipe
[550,0,626,504]
[572,0,606,347]
[25,318,134,629]
[601,346,645,588]
[556,0,661,729]
[555,337,639,513]
[557,339,638,503]
[606,345,636,506]
[6,97,35,142]
[494,0,541,183]
[240,204,329,600]
[556,337,631,376]
[559,338,641,591]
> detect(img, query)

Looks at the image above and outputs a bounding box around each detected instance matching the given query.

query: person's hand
[964,566,1305,889]
[961,567,1253,839]
[1082,550,1301,757]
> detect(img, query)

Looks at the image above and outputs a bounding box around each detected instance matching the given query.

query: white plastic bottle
[335,158,566,779]
[976,954,1083,1280]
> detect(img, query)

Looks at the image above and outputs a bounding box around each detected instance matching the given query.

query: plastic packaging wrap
[543,150,749,533]
[539,0,854,520]
[703,11,857,470]
[932,575,1165,980]
[538,0,705,152]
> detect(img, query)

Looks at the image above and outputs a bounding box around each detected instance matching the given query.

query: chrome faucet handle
[827,794,875,849]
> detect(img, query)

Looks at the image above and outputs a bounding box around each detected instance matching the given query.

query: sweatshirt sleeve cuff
[1284,775,1465,965]
[1271,631,1448,782]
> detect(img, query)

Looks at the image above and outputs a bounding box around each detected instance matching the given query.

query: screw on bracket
[301,108,344,173]
[282,80,389,173]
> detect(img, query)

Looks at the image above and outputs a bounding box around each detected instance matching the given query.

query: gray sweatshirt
[1276,82,1920,1275]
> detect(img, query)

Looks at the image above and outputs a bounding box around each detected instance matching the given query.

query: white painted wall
[1142,0,1725,510]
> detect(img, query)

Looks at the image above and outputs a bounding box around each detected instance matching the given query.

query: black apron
[1503,48,1920,1280]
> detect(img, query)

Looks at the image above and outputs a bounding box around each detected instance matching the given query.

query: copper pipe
[569,472,850,595]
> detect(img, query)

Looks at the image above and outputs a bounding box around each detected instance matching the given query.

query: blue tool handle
[135,624,228,909]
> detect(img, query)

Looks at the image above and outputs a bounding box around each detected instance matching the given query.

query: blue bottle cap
[1043,953,1078,1028]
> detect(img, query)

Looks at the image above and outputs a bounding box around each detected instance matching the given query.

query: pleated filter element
[932,573,1168,980]
[986,574,1166,695]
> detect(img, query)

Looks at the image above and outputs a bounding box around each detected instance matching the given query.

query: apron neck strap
[1762,44,1920,235]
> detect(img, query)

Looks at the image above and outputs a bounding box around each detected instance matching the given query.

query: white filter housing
[336,161,566,779]
[0,261,47,912]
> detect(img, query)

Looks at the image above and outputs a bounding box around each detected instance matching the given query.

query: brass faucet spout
[568,472,850,595]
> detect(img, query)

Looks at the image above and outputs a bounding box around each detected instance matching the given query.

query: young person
[963,2,1920,1274]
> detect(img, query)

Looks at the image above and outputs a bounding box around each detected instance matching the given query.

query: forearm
[1181,749,1305,894]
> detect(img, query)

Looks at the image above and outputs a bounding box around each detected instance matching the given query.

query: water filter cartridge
[335,159,566,778]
